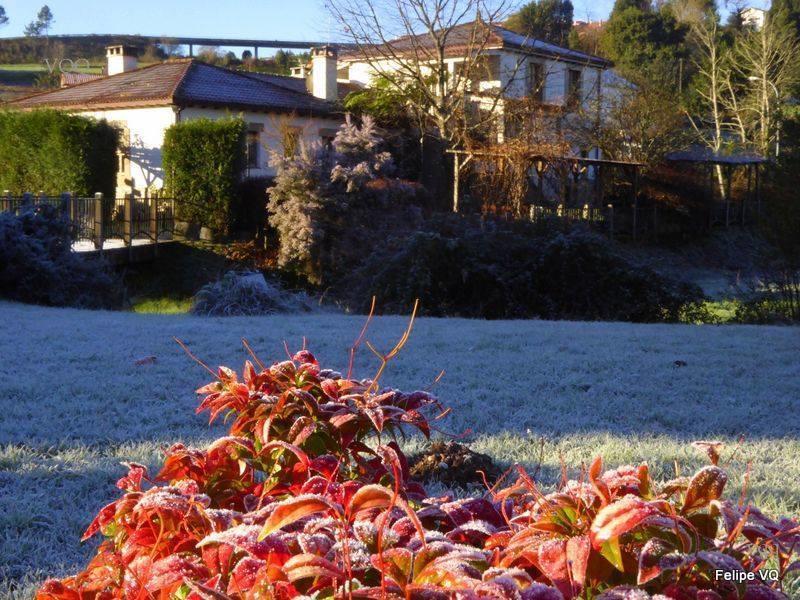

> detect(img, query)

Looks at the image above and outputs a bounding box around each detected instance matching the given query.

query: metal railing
[1,191,176,251]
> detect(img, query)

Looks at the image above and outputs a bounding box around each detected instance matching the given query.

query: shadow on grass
[122,241,233,310]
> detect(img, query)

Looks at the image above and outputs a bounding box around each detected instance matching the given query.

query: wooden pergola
[665,148,768,227]
[445,148,646,214]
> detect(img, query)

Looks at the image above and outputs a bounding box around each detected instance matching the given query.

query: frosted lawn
[0,301,798,598]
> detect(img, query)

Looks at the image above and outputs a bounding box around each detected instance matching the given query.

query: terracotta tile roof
[6,60,336,115]
[60,72,103,87]
[339,21,610,67]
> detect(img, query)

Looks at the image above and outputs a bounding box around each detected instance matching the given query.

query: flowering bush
[38,335,798,599]
[267,115,425,285]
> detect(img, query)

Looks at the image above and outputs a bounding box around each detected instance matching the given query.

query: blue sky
[1,0,618,41]
[0,0,768,46]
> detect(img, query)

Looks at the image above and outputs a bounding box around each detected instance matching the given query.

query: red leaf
[590,495,660,549]
[537,539,571,598]
[566,535,591,592]
[282,554,343,583]
[682,466,728,514]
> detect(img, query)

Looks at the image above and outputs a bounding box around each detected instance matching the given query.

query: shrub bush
[0,109,119,197]
[191,270,314,316]
[163,117,246,238]
[37,339,799,599]
[339,220,706,321]
[267,115,425,285]
[0,204,123,308]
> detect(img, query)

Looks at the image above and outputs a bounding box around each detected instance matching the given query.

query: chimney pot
[310,45,338,101]
[106,45,139,76]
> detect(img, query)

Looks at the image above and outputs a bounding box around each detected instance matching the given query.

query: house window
[528,62,545,102]
[245,123,265,171]
[282,127,301,157]
[319,127,338,151]
[455,55,500,92]
[567,68,582,109]
[246,131,260,169]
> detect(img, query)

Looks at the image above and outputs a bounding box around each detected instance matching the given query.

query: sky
[0,0,770,45]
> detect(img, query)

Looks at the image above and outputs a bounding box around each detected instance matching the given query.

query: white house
[8,45,344,198]
[296,22,614,152]
[741,7,767,29]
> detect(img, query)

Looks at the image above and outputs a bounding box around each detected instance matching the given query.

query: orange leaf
[682,466,727,514]
[258,495,341,540]
[590,495,659,549]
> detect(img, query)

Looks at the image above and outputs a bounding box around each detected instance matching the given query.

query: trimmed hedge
[0,109,119,197]
[162,117,246,237]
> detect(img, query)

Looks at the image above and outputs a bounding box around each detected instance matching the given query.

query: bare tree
[326,0,523,149]
[730,16,799,158]
[687,19,736,198]
[584,80,688,169]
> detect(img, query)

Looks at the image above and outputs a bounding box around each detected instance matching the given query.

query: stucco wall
[80,106,176,197]
[78,106,343,196]
[178,108,343,178]
[343,51,604,112]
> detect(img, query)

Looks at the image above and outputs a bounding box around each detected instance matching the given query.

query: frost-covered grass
[0,301,798,598]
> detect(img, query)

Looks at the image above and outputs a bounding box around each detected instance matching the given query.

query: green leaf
[600,538,624,571]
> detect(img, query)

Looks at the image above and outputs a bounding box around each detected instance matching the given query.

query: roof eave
[175,100,339,119]
[5,98,175,111]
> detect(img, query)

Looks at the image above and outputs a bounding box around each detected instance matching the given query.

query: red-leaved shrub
[37,339,799,599]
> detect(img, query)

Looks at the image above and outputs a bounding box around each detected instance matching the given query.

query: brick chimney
[310,45,338,101]
[106,45,139,76]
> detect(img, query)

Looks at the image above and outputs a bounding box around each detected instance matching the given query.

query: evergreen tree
[36,5,53,35]
[0,6,8,27]
[610,0,652,18]
[505,0,574,45]
[770,0,800,38]
[601,5,688,83]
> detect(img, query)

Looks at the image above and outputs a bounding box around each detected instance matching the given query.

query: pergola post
[743,164,752,225]
[724,164,732,228]
[755,163,761,220]
[632,166,639,241]
[452,151,460,213]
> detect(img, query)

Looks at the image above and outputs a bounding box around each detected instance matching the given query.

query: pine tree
[36,5,53,35]
[505,0,574,45]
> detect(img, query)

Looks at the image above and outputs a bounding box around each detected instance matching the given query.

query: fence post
[124,194,133,247]
[68,191,77,224]
[60,192,71,214]
[149,195,159,257]
[94,192,104,250]
[557,203,563,217]
[2,190,10,213]
[582,203,589,220]
[22,192,32,208]
[607,204,614,239]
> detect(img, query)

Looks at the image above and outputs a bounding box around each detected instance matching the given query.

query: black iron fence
[528,199,755,242]
[0,192,176,250]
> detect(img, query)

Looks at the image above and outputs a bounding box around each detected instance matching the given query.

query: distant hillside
[0,35,176,64]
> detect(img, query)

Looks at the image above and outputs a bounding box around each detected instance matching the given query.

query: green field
[0,62,104,86]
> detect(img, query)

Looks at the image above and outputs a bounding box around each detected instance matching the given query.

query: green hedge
[162,117,246,237]
[0,109,119,197]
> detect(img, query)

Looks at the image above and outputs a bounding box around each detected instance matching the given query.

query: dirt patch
[409,441,501,488]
